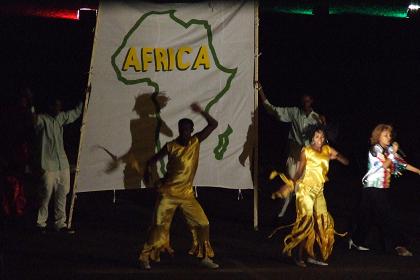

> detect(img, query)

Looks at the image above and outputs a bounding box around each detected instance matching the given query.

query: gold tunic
[283,145,336,261]
[159,136,200,199]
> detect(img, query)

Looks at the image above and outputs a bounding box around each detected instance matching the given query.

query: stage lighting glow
[77,8,98,20]
[408,4,420,10]
[24,8,79,20]
[270,2,409,19]
[407,3,420,18]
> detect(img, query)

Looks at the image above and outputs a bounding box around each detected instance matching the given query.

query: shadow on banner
[95,92,173,189]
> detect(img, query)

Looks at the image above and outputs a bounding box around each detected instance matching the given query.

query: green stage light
[268,1,409,19]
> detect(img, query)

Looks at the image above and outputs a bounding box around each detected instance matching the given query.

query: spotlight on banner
[407,4,420,18]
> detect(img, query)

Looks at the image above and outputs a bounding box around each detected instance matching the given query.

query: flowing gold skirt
[283,184,335,261]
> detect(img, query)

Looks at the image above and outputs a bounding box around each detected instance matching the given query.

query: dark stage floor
[2,180,420,280]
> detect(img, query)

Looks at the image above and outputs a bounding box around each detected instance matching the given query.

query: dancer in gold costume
[272,125,348,267]
[139,103,218,270]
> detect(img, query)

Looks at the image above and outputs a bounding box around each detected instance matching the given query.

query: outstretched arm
[255,81,267,102]
[60,85,90,125]
[382,143,420,175]
[255,81,294,123]
[60,102,83,125]
[405,164,420,175]
[191,103,218,142]
[329,146,349,165]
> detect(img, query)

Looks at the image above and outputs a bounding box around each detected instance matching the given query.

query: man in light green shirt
[33,98,83,233]
[257,82,325,216]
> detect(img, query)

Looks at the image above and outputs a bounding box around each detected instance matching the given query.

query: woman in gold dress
[272,125,348,267]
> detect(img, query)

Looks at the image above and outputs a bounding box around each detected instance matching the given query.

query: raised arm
[31,107,40,128]
[59,101,83,126]
[255,81,267,103]
[24,90,42,129]
[191,103,218,142]
[329,146,349,165]
[59,86,91,125]
[255,81,295,123]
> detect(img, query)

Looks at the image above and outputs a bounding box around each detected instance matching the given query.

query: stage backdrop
[77,1,255,192]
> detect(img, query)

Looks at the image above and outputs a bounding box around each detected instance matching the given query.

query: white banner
[77,1,255,192]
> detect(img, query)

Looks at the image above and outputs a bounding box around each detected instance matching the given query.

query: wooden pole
[67,7,100,229]
[253,0,260,231]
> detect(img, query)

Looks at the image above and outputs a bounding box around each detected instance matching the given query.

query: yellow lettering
[141,47,154,72]
[122,46,211,72]
[122,47,141,72]
[168,48,175,71]
[192,45,211,70]
[154,48,168,71]
[176,46,192,71]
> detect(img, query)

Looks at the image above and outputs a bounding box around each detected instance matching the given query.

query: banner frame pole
[253,0,260,231]
[67,7,101,229]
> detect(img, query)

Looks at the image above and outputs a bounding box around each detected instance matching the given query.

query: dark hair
[305,124,326,143]
[178,118,194,129]
[301,94,314,100]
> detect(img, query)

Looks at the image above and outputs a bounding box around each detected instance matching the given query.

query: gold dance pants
[283,185,335,261]
[139,195,214,263]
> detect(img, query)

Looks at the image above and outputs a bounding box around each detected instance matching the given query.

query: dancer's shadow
[239,107,257,184]
[98,92,172,189]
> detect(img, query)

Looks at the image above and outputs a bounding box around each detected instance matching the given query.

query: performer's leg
[371,189,410,255]
[180,198,218,268]
[36,171,55,229]
[278,195,291,218]
[350,188,372,249]
[283,187,315,261]
[53,168,70,230]
[139,196,178,268]
[296,238,307,267]
[312,191,334,263]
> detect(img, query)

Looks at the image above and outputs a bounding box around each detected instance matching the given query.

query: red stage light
[1,4,97,21]
[33,8,79,20]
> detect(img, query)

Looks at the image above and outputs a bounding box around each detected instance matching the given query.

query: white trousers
[36,169,70,229]
[278,154,300,218]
